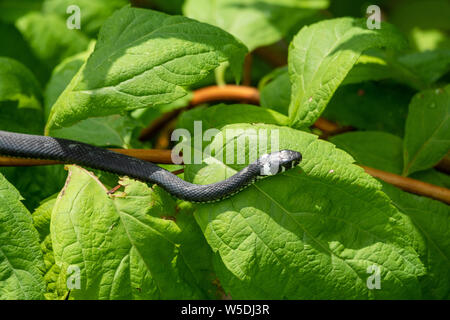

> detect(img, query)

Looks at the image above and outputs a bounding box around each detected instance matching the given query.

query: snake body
[0,130,302,202]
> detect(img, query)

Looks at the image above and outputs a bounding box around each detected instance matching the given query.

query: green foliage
[403,85,450,176]
[324,82,412,137]
[0,0,43,23]
[0,0,448,301]
[329,130,450,299]
[185,123,425,299]
[0,57,44,134]
[0,173,46,299]
[42,0,128,37]
[46,6,248,131]
[50,166,215,299]
[184,0,329,51]
[15,12,90,81]
[288,17,408,128]
[45,43,144,147]
[382,183,450,299]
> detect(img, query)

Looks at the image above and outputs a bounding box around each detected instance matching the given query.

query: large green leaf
[16,12,90,81]
[51,166,215,299]
[288,17,407,128]
[186,123,425,299]
[42,0,128,37]
[382,183,450,299]
[45,45,144,148]
[46,6,247,132]
[0,173,46,299]
[329,129,450,298]
[183,0,328,51]
[403,85,450,176]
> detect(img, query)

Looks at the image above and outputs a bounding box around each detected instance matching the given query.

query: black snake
[0,130,302,202]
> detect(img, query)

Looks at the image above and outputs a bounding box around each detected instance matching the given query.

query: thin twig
[0,149,174,166]
[190,85,260,106]
[361,165,450,204]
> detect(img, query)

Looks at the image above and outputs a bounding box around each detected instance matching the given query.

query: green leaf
[410,169,450,189]
[342,52,392,85]
[32,196,67,300]
[141,0,184,15]
[0,57,41,110]
[326,126,450,298]
[330,131,404,174]
[186,123,425,299]
[410,27,450,52]
[183,0,328,51]
[0,165,67,211]
[324,82,412,137]
[403,85,450,176]
[15,12,90,80]
[344,49,450,90]
[46,6,247,131]
[382,183,450,299]
[0,21,47,84]
[397,50,450,86]
[44,42,96,119]
[330,131,450,188]
[0,173,46,299]
[259,67,291,115]
[44,42,143,148]
[288,17,407,128]
[0,57,44,134]
[42,0,128,37]
[177,103,289,135]
[51,166,215,299]
[51,115,144,148]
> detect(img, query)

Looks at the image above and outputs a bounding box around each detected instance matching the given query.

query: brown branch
[0,149,174,167]
[361,165,450,204]
[190,85,260,106]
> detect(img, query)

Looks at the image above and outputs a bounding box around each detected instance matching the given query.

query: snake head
[258,150,302,176]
